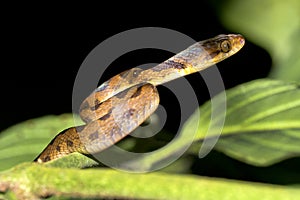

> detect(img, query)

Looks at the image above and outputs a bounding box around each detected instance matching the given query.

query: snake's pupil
[220,40,231,53]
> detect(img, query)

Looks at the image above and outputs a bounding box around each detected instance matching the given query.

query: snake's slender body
[35,34,245,163]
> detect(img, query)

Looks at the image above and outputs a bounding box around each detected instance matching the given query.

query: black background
[1,2,271,131]
[1,2,283,184]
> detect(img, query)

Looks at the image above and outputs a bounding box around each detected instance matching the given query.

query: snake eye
[132,68,142,78]
[220,40,231,53]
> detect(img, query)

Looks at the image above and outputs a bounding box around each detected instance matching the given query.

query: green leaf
[215,0,300,81]
[186,79,300,166]
[1,79,300,199]
[0,114,77,171]
[12,79,300,170]
[0,163,299,199]
[2,79,300,171]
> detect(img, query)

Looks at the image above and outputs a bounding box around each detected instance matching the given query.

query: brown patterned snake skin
[35,34,245,163]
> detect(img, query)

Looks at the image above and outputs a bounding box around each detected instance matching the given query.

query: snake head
[197,34,245,65]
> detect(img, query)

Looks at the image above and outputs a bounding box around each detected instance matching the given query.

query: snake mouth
[237,34,245,47]
[232,34,245,51]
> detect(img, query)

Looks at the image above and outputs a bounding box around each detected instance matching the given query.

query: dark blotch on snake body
[91,98,102,111]
[201,39,220,49]
[169,60,188,70]
[79,101,89,112]
[67,140,74,147]
[124,108,136,118]
[88,131,99,140]
[56,145,61,152]
[130,87,143,98]
[115,90,128,99]
[208,50,220,58]
[75,126,85,132]
[44,155,51,162]
[152,60,187,71]
[110,126,122,138]
[99,109,112,121]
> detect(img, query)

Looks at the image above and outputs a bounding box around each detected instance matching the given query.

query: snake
[34,34,245,163]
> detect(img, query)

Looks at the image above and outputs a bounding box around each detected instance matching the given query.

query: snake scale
[35,34,245,163]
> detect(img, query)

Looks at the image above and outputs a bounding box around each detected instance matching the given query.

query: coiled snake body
[35,34,245,163]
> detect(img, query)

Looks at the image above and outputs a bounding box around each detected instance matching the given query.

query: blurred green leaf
[1,163,299,199]
[215,0,300,81]
[0,114,76,171]
[186,79,300,166]
[1,79,300,199]
[2,80,300,170]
